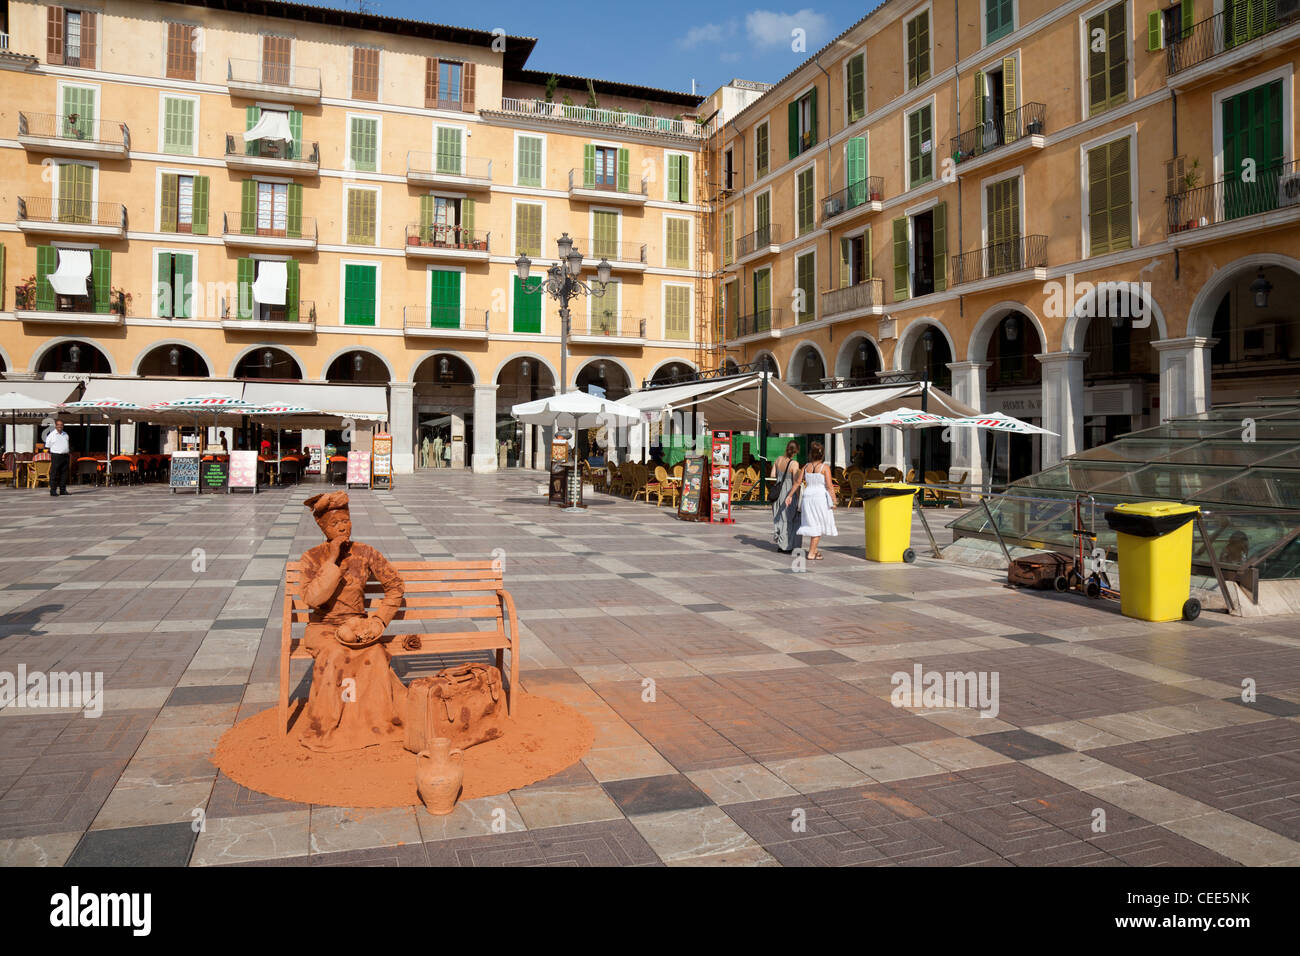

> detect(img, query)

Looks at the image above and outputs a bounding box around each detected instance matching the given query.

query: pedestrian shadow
[0,603,64,639]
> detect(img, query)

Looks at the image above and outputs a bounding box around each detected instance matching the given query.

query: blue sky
[350,1,884,97]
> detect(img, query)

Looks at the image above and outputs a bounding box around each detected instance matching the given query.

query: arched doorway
[1206,263,1300,405]
[903,323,954,475]
[414,353,475,468]
[789,344,826,389]
[138,344,210,378]
[1078,291,1158,448]
[325,350,391,384]
[496,355,556,469]
[982,309,1043,484]
[234,347,303,380]
[651,361,694,386]
[574,359,631,462]
[36,340,111,374]
[835,335,885,468]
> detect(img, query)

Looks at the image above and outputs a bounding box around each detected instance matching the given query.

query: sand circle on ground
[212,693,594,809]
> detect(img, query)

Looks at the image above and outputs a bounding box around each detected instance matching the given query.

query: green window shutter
[756,191,770,243]
[419,194,435,239]
[516,203,541,257]
[59,162,92,223]
[808,87,818,146]
[1088,5,1128,115]
[288,111,303,161]
[583,144,596,188]
[286,183,302,239]
[918,13,931,85]
[847,136,866,206]
[864,225,872,279]
[174,253,194,319]
[461,198,475,241]
[1087,144,1109,255]
[191,176,209,235]
[36,245,57,311]
[435,126,461,174]
[237,258,254,319]
[797,169,813,235]
[756,123,769,176]
[666,152,680,201]
[973,71,986,129]
[513,275,541,332]
[156,252,173,317]
[1002,58,1019,143]
[285,259,299,322]
[788,101,799,158]
[62,86,95,139]
[666,217,689,268]
[892,217,909,301]
[593,210,618,259]
[665,285,690,340]
[1107,140,1132,252]
[908,110,923,187]
[518,135,541,187]
[1147,11,1163,50]
[723,210,734,266]
[754,269,771,313]
[347,190,375,245]
[161,173,178,232]
[847,55,865,123]
[796,253,815,321]
[245,106,260,156]
[163,97,180,153]
[344,264,376,326]
[987,0,1014,43]
[1181,0,1194,39]
[240,180,256,234]
[678,155,691,201]
[91,249,111,313]
[617,148,629,192]
[932,201,947,293]
[430,269,461,327]
[351,118,377,172]
[839,238,850,288]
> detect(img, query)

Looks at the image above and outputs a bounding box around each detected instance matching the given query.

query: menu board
[347,451,371,488]
[201,458,230,493]
[710,430,733,524]
[305,446,323,475]
[372,433,393,490]
[677,456,709,521]
[169,452,199,492]
[228,450,258,492]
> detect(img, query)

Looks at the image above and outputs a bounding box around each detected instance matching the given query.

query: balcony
[406,152,492,190]
[16,196,127,239]
[821,277,885,319]
[821,177,884,225]
[221,212,318,252]
[224,133,320,176]
[567,168,650,206]
[13,285,127,326]
[1167,1,1300,87]
[729,308,783,341]
[226,57,321,104]
[950,235,1048,290]
[574,237,648,273]
[404,224,491,262]
[495,97,705,138]
[403,306,491,340]
[221,300,315,333]
[17,112,129,160]
[569,312,647,346]
[1165,159,1300,248]
[731,224,783,268]
[950,103,1046,173]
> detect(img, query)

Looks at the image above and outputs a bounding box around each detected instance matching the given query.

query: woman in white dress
[789,440,838,560]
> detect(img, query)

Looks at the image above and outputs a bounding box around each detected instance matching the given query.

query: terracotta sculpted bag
[405,663,506,754]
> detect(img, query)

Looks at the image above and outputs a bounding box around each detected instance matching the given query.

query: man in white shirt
[47,419,71,496]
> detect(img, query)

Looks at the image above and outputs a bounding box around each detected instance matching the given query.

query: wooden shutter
[516,203,541,257]
[756,191,770,237]
[288,111,303,161]
[419,194,435,239]
[353,47,379,101]
[1147,11,1163,50]
[286,183,302,239]
[617,148,629,193]
[756,123,768,176]
[158,251,175,318]
[723,210,734,265]
[680,155,691,201]
[240,180,256,234]
[518,136,541,187]
[284,259,299,322]
[63,85,95,138]
[808,88,818,147]
[347,189,375,245]
[847,136,867,206]
[461,198,475,242]
[430,270,461,327]
[788,101,799,158]
[1182,0,1195,39]
[666,217,689,268]
[932,201,947,293]
[908,12,930,87]
[436,126,461,174]
[462,62,475,112]
[167,22,197,80]
[163,97,194,154]
[47,7,64,65]
[1002,58,1019,143]
[513,276,541,332]
[594,210,618,259]
[583,144,596,188]
[425,59,438,108]
[840,238,850,288]
[344,264,375,326]
[908,109,923,187]
[863,225,873,279]
[36,246,57,311]
[892,217,909,301]
[160,174,178,232]
[174,253,194,318]
[245,106,260,156]
[796,253,815,321]
[1107,140,1132,251]
[190,176,209,235]
[847,55,865,123]
[754,269,771,313]
[236,258,254,319]
[665,285,690,340]
[91,249,110,313]
[1088,140,1132,256]
[350,117,376,172]
[80,11,96,68]
[797,169,814,235]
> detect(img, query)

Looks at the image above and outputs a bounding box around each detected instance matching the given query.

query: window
[892,202,947,300]
[166,22,197,80]
[56,161,93,223]
[592,209,619,260]
[755,191,771,245]
[666,153,690,201]
[160,173,209,234]
[1222,79,1283,220]
[435,126,463,175]
[755,122,769,178]
[61,84,96,141]
[586,146,619,188]
[512,276,542,332]
[353,47,379,101]
[664,284,691,340]
[723,210,734,266]
[590,279,620,334]
[346,188,378,245]
[428,269,462,328]
[243,107,303,161]
[349,117,378,172]
[846,136,868,206]
[67,10,82,61]
[788,89,818,157]
[986,176,1022,274]
[441,61,462,104]
[47,7,97,68]
[240,180,301,237]
[417,195,476,247]
[258,182,288,234]
[1151,2,1194,50]
[343,263,377,326]
[839,229,871,287]
[846,53,865,123]
[972,59,1019,152]
[162,96,196,155]
[1086,2,1128,116]
[724,281,739,338]
[155,251,195,318]
[237,258,299,322]
[665,216,691,269]
[514,202,543,257]
[986,0,1014,44]
[796,167,815,236]
[517,134,543,187]
[724,149,735,190]
[426,59,476,112]
[907,104,934,188]
[36,246,111,313]
[907,9,931,89]
[753,268,772,322]
[1087,138,1132,256]
[795,251,816,323]
[262,35,291,86]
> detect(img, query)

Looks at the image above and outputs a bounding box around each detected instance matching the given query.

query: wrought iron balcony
[18,111,130,157]
[570,312,647,341]
[221,212,317,250]
[950,235,1048,286]
[734,224,783,260]
[16,196,127,237]
[404,224,491,258]
[566,168,650,204]
[950,103,1046,165]
[407,152,492,187]
[403,305,491,338]
[224,132,319,166]
[226,57,321,103]
[821,177,884,222]
[497,98,704,138]
[573,237,647,269]
[821,277,884,317]
[1167,0,1296,76]
[223,300,315,329]
[1166,158,1300,236]
[731,308,782,339]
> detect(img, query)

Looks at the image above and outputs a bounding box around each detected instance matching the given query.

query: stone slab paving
[1,471,1298,868]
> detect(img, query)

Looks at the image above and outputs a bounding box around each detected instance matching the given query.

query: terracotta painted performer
[296,492,406,752]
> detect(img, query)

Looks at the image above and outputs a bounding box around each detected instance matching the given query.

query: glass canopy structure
[948,401,1300,580]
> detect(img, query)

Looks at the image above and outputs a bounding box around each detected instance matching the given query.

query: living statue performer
[296,492,407,752]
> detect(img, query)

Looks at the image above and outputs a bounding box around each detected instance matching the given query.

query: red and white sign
[346,450,371,487]
[228,450,259,489]
[709,430,733,524]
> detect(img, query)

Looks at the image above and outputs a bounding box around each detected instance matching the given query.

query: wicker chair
[867,467,885,481]
[635,465,661,504]
[29,460,52,489]
[654,465,680,507]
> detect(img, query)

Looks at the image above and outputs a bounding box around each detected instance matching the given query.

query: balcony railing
[1,31,9,51]
[407,152,492,180]
[228,300,315,324]
[403,305,490,332]
[1168,0,1293,76]
[821,277,884,316]
[573,237,647,264]
[567,168,650,195]
[1166,158,1300,233]
[225,133,319,165]
[571,312,647,338]
[405,223,490,251]
[951,234,1048,286]
[15,285,128,316]
[732,308,782,339]
[18,111,130,148]
[498,98,704,137]
[821,177,884,222]
[951,102,1046,164]
[18,196,127,229]
[227,57,321,94]
[735,224,783,259]
[221,212,317,240]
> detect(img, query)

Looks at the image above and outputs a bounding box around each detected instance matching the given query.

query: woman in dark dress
[771,440,802,553]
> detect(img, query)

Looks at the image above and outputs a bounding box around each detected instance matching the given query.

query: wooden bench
[279,559,520,736]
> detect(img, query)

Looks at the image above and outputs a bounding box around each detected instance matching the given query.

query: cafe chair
[76,459,101,485]
[108,459,133,486]
[29,460,52,489]
[280,459,303,485]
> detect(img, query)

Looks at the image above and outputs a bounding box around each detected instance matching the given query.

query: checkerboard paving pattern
[1,471,1299,867]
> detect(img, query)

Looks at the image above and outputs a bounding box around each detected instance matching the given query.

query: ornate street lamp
[352,352,364,373]
[262,349,273,369]
[1250,268,1273,308]
[515,232,611,394]
[169,346,180,367]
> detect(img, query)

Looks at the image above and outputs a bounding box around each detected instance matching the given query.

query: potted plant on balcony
[869,182,882,202]
[14,274,35,311]
[1181,159,1202,231]
[111,287,132,317]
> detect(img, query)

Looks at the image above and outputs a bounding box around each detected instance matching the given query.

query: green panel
[191,176,209,235]
[808,87,818,146]
[796,252,815,322]
[163,96,194,154]
[988,0,1014,43]
[1182,0,1195,38]
[58,162,92,223]
[788,101,799,158]
[973,71,986,128]
[666,217,689,269]
[419,194,435,239]
[91,249,110,313]
[237,257,254,319]
[518,135,541,187]
[932,201,947,293]
[753,269,771,312]
[344,263,376,326]
[245,106,260,156]
[513,275,541,333]
[174,253,194,319]
[583,143,595,188]
[36,245,56,311]
[160,173,178,232]
[288,110,303,161]
[435,126,461,174]
[287,183,303,239]
[62,85,95,139]
[1147,10,1163,50]
[156,251,173,317]
[461,197,475,241]
[839,237,850,288]
[286,259,299,322]
[846,136,866,206]
[847,55,865,123]
[350,117,377,172]
[677,155,690,201]
[756,191,770,233]
[617,148,629,193]
[1222,79,1283,220]
[756,122,769,176]
[429,269,461,327]
[593,210,618,259]
[797,168,814,235]
[892,217,909,301]
[240,180,256,235]
[664,284,690,339]
[666,150,679,200]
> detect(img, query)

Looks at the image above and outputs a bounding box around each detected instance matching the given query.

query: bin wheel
[1182,598,1201,621]
[1053,576,1069,592]
[1084,579,1102,599]
[902,548,916,564]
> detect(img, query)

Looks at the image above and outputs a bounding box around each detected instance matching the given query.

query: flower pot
[869,191,882,202]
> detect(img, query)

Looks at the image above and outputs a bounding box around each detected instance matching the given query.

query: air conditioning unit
[1243,323,1278,359]
[823,196,844,218]
[1279,0,1300,24]
[1279,171,1300,208]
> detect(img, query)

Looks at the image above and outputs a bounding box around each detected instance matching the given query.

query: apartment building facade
[713,0,1300,485]
[0,0,711,472]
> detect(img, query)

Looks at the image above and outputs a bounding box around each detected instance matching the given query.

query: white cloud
[676,19,739,49]
[745,8,830,49]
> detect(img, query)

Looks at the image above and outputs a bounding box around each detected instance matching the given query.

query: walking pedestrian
[47,419,71,497]
[790,440,837,560]
[771,440,801,554]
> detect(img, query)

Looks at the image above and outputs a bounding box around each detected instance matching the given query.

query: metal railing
[732,308,781,338]
[15,285,129,316]
[567,167,650,195]
[405,223,490,251]
[403,305,490,332]
[19,111,129,148]
[407,152,492,180]
[821,277,884,316]
[951,234,1048,285]
[951,102,1046,164]
[1166,158,1300,232]
[499,97,704,137]
[229,299,314,323]
[571,312,647,338]
[1168,0,1292,75]
[735,223,783,259]
[1,32,9,51]
[227,57,321,93]
[18,195,127,229]
[821,176,884,222]
[221,211,317,240]
[573,237,647,264]
[225,133,318,164]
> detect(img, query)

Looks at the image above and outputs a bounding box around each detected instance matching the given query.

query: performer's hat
[303,491,349,525]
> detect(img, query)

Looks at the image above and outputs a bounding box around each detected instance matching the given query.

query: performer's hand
[335,618,359,645]
[358,616,385,640]
[325,538,345,565]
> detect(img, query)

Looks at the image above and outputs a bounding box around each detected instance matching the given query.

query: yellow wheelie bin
[1103,502,1202,622]
[858,482,920,563]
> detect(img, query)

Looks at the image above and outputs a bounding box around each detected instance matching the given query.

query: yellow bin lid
[1112,501,1200,517]
[857,482,919,499]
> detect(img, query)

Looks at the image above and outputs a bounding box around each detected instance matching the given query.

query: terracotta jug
[416,738,464,815]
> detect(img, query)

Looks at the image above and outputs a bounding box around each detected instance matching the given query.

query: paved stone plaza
[1,470,1298,867]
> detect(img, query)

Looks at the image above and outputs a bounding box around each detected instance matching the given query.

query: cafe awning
[625,372,847,433]
[243,109,293,144]
[810,382,980,424]
[240,382,388,423]
[2,380,83,407]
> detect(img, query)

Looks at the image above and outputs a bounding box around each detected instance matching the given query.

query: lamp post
[919,329,934,487]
